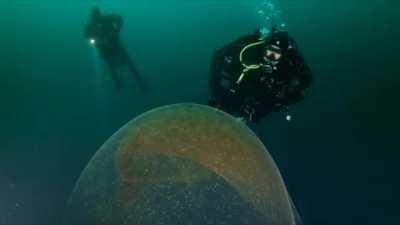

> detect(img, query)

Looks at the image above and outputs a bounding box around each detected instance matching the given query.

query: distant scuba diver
[209,27,313,122]
[84,6,147,91]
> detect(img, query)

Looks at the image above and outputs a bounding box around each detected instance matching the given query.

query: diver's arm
[209,45,237,108]
[290,51,313,94]
[209,48,226,96]
[278,63,312,105]
[296,63,313,91]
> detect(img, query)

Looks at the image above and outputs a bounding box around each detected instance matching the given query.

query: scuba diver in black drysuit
[84,6,147,91]
[209,28,313,122]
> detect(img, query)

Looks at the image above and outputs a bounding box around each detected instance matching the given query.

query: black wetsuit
[209,32,312,122]
[85,13,143,90]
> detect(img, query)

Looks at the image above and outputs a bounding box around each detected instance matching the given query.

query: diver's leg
[127,59,149,92]
[124,54,140,76]
[118,43,148,92]
[107,60,123,90]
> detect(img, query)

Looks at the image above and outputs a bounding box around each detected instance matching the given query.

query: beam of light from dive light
[91,45,110,131]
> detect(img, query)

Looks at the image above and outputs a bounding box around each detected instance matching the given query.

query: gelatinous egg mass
[63,104,300,225]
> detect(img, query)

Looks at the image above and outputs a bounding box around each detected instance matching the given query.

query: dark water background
[0,0,399,224]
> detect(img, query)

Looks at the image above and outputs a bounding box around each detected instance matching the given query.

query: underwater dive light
[90,38,96,45]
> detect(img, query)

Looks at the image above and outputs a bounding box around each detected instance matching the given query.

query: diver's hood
[265,31,296,53]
